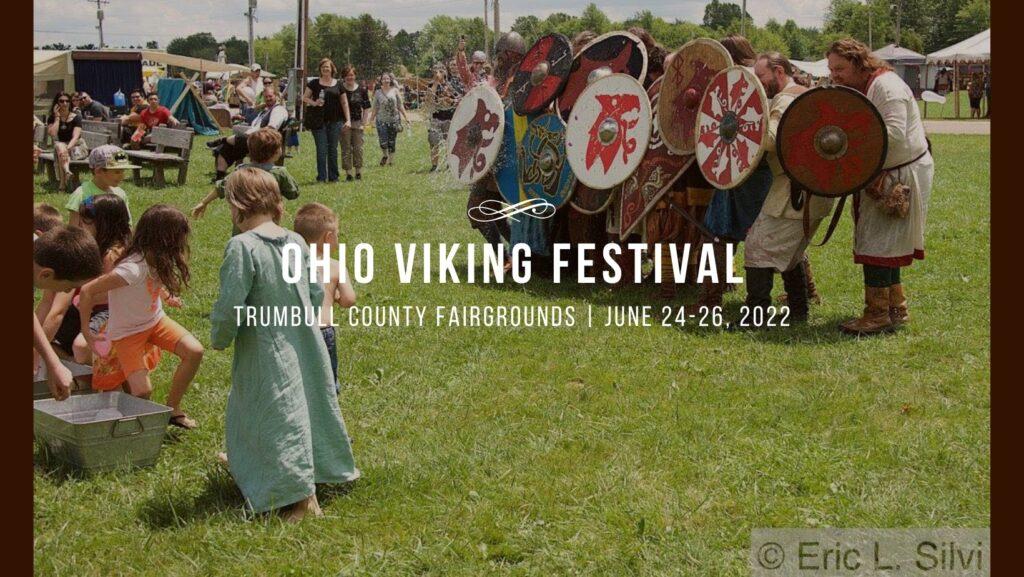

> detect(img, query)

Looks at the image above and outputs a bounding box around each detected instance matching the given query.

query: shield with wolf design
[695,66,768,189]
[556,31,648,122]
[447,84,505,184]
[776,85,888,197]
[658,38,732,155]
[511,33,574,116]
[618,77,695,238]
[565,73,652,190]
[518,113,575,208]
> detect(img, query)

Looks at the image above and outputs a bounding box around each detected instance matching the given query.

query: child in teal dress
[210,166,359,521]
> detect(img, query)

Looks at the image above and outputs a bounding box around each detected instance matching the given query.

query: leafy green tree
[393,30,421,72]
[222,37,250,65]
[956,0,990,40]
[145,40,159,50]
[578,3,612,36]
[703,0,749,30]
[415,15,487,76]
[511,15,542,46]
[167,32,219,60]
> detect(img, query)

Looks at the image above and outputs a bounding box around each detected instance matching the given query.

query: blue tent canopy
[156,78,219,136]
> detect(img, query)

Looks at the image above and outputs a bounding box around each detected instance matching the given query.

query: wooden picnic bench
[82,120,124,146]
[37,130,112,190]
[124,126,194,186]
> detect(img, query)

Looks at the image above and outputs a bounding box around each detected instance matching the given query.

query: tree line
[39,0,989,79]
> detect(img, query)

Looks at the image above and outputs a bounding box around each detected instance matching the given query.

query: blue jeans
[320,326,340,395]
[376,121,398,156]
[312,120,342,181]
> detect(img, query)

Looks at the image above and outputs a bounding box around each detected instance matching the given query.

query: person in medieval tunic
[210,168,359,521]
[455,33,527,265]
[743,52,835,322]
[826,38,933,334]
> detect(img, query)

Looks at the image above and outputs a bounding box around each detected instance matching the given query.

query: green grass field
[33,127,990,576]
[918,91,989,119]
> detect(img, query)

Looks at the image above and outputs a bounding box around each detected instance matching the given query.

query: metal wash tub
[33,392,172,472]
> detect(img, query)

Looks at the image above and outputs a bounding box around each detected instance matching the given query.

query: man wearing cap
[453,33,527,264]
[66,145,138,227]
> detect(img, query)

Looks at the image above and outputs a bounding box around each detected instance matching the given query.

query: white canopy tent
[873,44,926,96]
[925,29,990,118]
[791,58,830,79]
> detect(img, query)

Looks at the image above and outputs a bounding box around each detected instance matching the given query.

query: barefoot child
[78,205,203,429]
[210,168,358,521]
[191,128,298,235]
[293,202,357,395]
[33,227,103,399]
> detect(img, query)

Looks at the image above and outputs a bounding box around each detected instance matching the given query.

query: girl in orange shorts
[78,204,204,429]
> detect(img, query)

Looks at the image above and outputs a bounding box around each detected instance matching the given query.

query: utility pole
[868,6,873,49]
[493,0,500,43]
[741,0,747,37]
[86,0,110,49]
[294,0,308,122]
[483,0,489,57]
[246,0,257,67]
[894,0,902,46]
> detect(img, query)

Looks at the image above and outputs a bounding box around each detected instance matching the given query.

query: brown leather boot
[840,286,894,335]
[889,283,909,324]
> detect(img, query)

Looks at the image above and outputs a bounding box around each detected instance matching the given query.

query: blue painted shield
[494,106,531,204]
[518,113,575,209]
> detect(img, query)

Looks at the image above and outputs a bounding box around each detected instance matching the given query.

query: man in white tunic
[827,39,933,335]
[744,52,835,322]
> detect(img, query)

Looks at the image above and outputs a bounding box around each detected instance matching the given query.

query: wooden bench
[124,126,194,186]
[37,130,112,190]
[82,120,124,146]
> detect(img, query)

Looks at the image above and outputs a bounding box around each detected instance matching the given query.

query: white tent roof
[873,44,926,64]
[791,58,830,78]
[927,29,990,65]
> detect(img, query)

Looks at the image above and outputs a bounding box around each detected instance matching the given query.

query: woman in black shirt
[303,58,351,183]
[46,92,87,192]
[341,66,371,181]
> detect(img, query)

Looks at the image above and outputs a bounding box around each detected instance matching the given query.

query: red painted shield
[446,85,505,184]
[695,66,768,190]
[776,86,888,197]
[618,78,695,238]
[511,34,573,116]
[565,73,652,190]
[658,39,732,155]
[556,31,648,122]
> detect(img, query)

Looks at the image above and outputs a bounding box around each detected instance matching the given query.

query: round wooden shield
[447,85,505,184]
[556,31,648,122]
[695,66,768,190]
[776,86,888,198]
[658,38,732,155]
[618,78,695,238]
[570,183,618,215]
[566,74,652,190]
[518,113,575,208]
[511,34,573,116]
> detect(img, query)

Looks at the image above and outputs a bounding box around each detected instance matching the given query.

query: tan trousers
[341,125,364,172]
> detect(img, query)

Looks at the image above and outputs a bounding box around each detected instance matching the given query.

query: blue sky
[35,0,830,49]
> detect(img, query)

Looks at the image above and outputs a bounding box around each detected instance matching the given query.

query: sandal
[169,413,197,430]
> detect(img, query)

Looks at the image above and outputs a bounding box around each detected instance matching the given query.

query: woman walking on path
[340,67,371,181]
[366,73,408,167]
[303,58,351,183]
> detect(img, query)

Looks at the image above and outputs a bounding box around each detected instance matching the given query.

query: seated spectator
[206,85,288,180]
[70,92,83,113]
[79,92,111,121]
[124,92,179,147]
[47,91,87,192]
